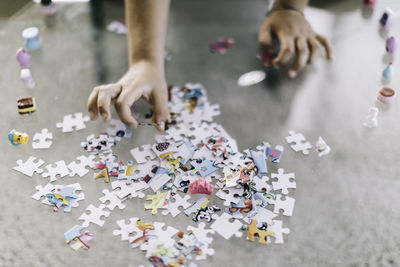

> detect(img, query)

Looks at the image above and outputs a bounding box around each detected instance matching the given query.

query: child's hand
[258,9,333,78]
[87,61,169,131]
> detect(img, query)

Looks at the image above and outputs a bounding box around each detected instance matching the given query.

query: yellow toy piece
[144,190,170,215]
[247,219,274,245]
[17,97,36,114]
[125,165,137,176]
[166,157,181,172]
[136,219,155,231]
[53,194,69,206]
[94,168,110,183]
[8,129,29,146]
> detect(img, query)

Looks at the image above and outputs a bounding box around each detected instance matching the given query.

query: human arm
[88,0,170,131]
[258,0,333,78]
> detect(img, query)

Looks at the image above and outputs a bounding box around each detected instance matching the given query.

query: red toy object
[209,38,235,54]
[257,51,274,67]
[363,0,377,6]
[189,178,214,195]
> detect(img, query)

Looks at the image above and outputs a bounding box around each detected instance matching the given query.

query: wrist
[272,0,307,14]
[129,58,165,73]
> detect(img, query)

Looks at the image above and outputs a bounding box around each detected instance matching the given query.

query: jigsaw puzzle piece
[271,168,296,195]
[112,217,143,241]
[32,128,53,149]
[42,160,69,182]
[162,193,191,217]
[285,130,311,155]
[56,112,90,132]
[215,186,243,206]
[130,144,157,164]
[99,189,126,210]
[145,190,170,215]
[107,119,132,138]
[13,156,45,177]
[269,220,290,244]
[210,212,243,240]
[78,204,111,227]
[272,194,295,216]
[32,183,55,200]
[247,219,274,245]
[68,155,95,177]
[111,180,148,199]
[187,222,215,244]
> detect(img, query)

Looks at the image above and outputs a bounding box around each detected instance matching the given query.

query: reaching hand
[87,61,169,131]
[258,9,333,78]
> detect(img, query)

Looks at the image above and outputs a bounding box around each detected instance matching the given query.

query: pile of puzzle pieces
[13,83,301,265]
[77,83,296,265]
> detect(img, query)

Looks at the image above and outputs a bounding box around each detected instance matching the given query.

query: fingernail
[101,113,107,121]
[158,121,165,131]
[288,70,297,78]
[89,111,94,120]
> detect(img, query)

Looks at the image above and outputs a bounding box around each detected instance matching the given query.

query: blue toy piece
[8,129,29,146]
[22,27,41,51]
[64,225,84,243]
[190,157,220,177]
[183,88,203,100]
[249,149,268,177]
[383,63,393,79]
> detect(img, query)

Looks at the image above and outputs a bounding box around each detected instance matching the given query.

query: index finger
[115,85,144,129]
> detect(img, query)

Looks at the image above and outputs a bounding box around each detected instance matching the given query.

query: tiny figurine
[17,97,36,114]
[22,27,41,50]
[209,38,235,54]
[315,136,331,157]
[377,87,396,104]
[20,69,35,88]
[189,178,214,195]
[379,8,394,30]
[363,107,379,128]
[16,48,31,68]
[8,129,29,146]
[386,36,397,54]
[382,62,393,80]
[40,0,56,15]
[363,0,377,7]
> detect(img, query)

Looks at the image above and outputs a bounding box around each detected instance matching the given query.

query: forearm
[125,0,170,68]
[272,0,308,11]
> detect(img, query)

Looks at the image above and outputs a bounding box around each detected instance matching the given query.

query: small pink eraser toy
[189,178,214,195]
[20,69,35,88]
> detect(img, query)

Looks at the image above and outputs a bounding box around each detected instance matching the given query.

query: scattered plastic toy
[315,136,331,157]
[16,48,31,67]
[40,0,56,15]
[237,70,266,87]
[17,97,36,114]
[386,36,397,54]
[363,107,379,128]
[20,68,35,88]
[106,20,127,34]
[379,8,394,30]
[363,0,377,7]
[22,27,41,50]
[8,129,29,146]
[209,38,235,54]
[382,62,393,80]
[189,178,214,195]
[377,87,396,104]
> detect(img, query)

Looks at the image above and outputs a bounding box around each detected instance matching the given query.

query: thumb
[152,85,169,132]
